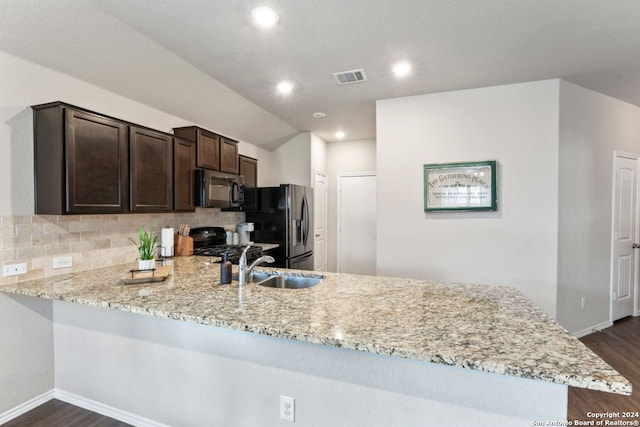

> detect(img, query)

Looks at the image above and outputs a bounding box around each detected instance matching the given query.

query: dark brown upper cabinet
[239,155,258,188]
[33,102,185,215]
[197,129,220,170]
[173,137,196,212]
[33,103,129,214]
[220,136,239,174]
[173,126,239,173]
[129,126,173,212]
[173,126,219,170]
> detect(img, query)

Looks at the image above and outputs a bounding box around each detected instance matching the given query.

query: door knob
[633,243,640,249]
[315,234,320,237]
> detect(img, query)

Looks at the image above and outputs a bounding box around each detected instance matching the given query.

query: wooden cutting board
[120,265,171,284]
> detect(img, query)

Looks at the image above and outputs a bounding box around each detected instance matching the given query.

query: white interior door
[338,174,376,275]
[611,154,638,321]
[313,171,328,271]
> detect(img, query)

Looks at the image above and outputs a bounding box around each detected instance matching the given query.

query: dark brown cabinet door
[239,155,258,188]
[65,109,128,214]
[197,129,220,170]
[174,138,196,212]
[220,137,239,174]
[130,126,173,212]
[174,126,220,170]
[173,126,240,173]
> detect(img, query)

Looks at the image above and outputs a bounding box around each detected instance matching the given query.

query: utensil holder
[174,235,193,256]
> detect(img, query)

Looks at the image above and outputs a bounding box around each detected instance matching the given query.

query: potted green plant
[129,224,159,270]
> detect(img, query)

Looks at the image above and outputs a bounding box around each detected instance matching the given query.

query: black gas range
[189,227,263,264]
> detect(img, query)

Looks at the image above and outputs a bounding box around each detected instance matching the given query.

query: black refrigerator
[246,184,314,270]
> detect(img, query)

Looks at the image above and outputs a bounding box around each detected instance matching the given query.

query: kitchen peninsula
[0,257,630,426]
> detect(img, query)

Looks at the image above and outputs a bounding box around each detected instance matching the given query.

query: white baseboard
[0,389,170,427]
[54,389,172,427]
[572,320,613,338]
[0,389,54,425]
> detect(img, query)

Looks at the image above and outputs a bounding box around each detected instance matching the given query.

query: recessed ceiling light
[392,61,412,77]
[335,131,345,139]
[312,112,326,119]
[277,81,294,94]
[252,6,280,28]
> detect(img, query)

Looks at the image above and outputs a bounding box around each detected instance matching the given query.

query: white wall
[376,81,560,316]
[326,139,377,272]
[0,295,53,414]
[311,133,328,176]
[557,81,640,334]
[268,132,312,186]
[266,131,328,188]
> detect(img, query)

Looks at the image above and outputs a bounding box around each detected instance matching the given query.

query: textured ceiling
[1,0,640,147]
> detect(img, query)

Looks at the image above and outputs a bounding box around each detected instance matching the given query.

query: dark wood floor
[568,316,640,422]
[3,399,131,427]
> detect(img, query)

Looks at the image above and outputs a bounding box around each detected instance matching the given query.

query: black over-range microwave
[194,169,245,209]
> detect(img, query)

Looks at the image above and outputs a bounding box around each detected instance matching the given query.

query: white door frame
[337,172,376,273]
[609,150,640,320]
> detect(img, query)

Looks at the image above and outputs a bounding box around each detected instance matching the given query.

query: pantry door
[611,153,639,320]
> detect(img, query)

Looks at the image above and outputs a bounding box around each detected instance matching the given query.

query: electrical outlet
[280,395,295,422]
[3,263,27,277]
[53,256,73,269]
[581,296,587,310]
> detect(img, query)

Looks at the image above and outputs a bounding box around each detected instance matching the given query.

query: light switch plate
[53,257,73,269]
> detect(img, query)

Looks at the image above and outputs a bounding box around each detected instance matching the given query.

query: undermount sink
[250,271,324,289]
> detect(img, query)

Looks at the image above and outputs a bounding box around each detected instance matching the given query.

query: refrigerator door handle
[291,219,298,247]
[301,195,306,245]
[306,196,310,244]
[299,252,313,260]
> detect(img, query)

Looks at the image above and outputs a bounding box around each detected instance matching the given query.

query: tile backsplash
[0,209,242,284]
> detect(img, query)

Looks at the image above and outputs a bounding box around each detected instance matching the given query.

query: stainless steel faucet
[238,245,275,286]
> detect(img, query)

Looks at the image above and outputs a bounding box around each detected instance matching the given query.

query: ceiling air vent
[333,68,367,85]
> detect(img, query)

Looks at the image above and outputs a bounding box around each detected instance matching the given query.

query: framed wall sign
[423,161,497,212]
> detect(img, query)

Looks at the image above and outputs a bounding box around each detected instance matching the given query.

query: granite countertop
[0,257,630,395]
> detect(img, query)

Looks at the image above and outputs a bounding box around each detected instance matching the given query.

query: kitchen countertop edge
[0,258,631,396]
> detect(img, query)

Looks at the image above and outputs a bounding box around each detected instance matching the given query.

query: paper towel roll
[161,227,174,257]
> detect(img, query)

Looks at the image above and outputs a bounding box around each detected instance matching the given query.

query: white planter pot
[138,259,156,271]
